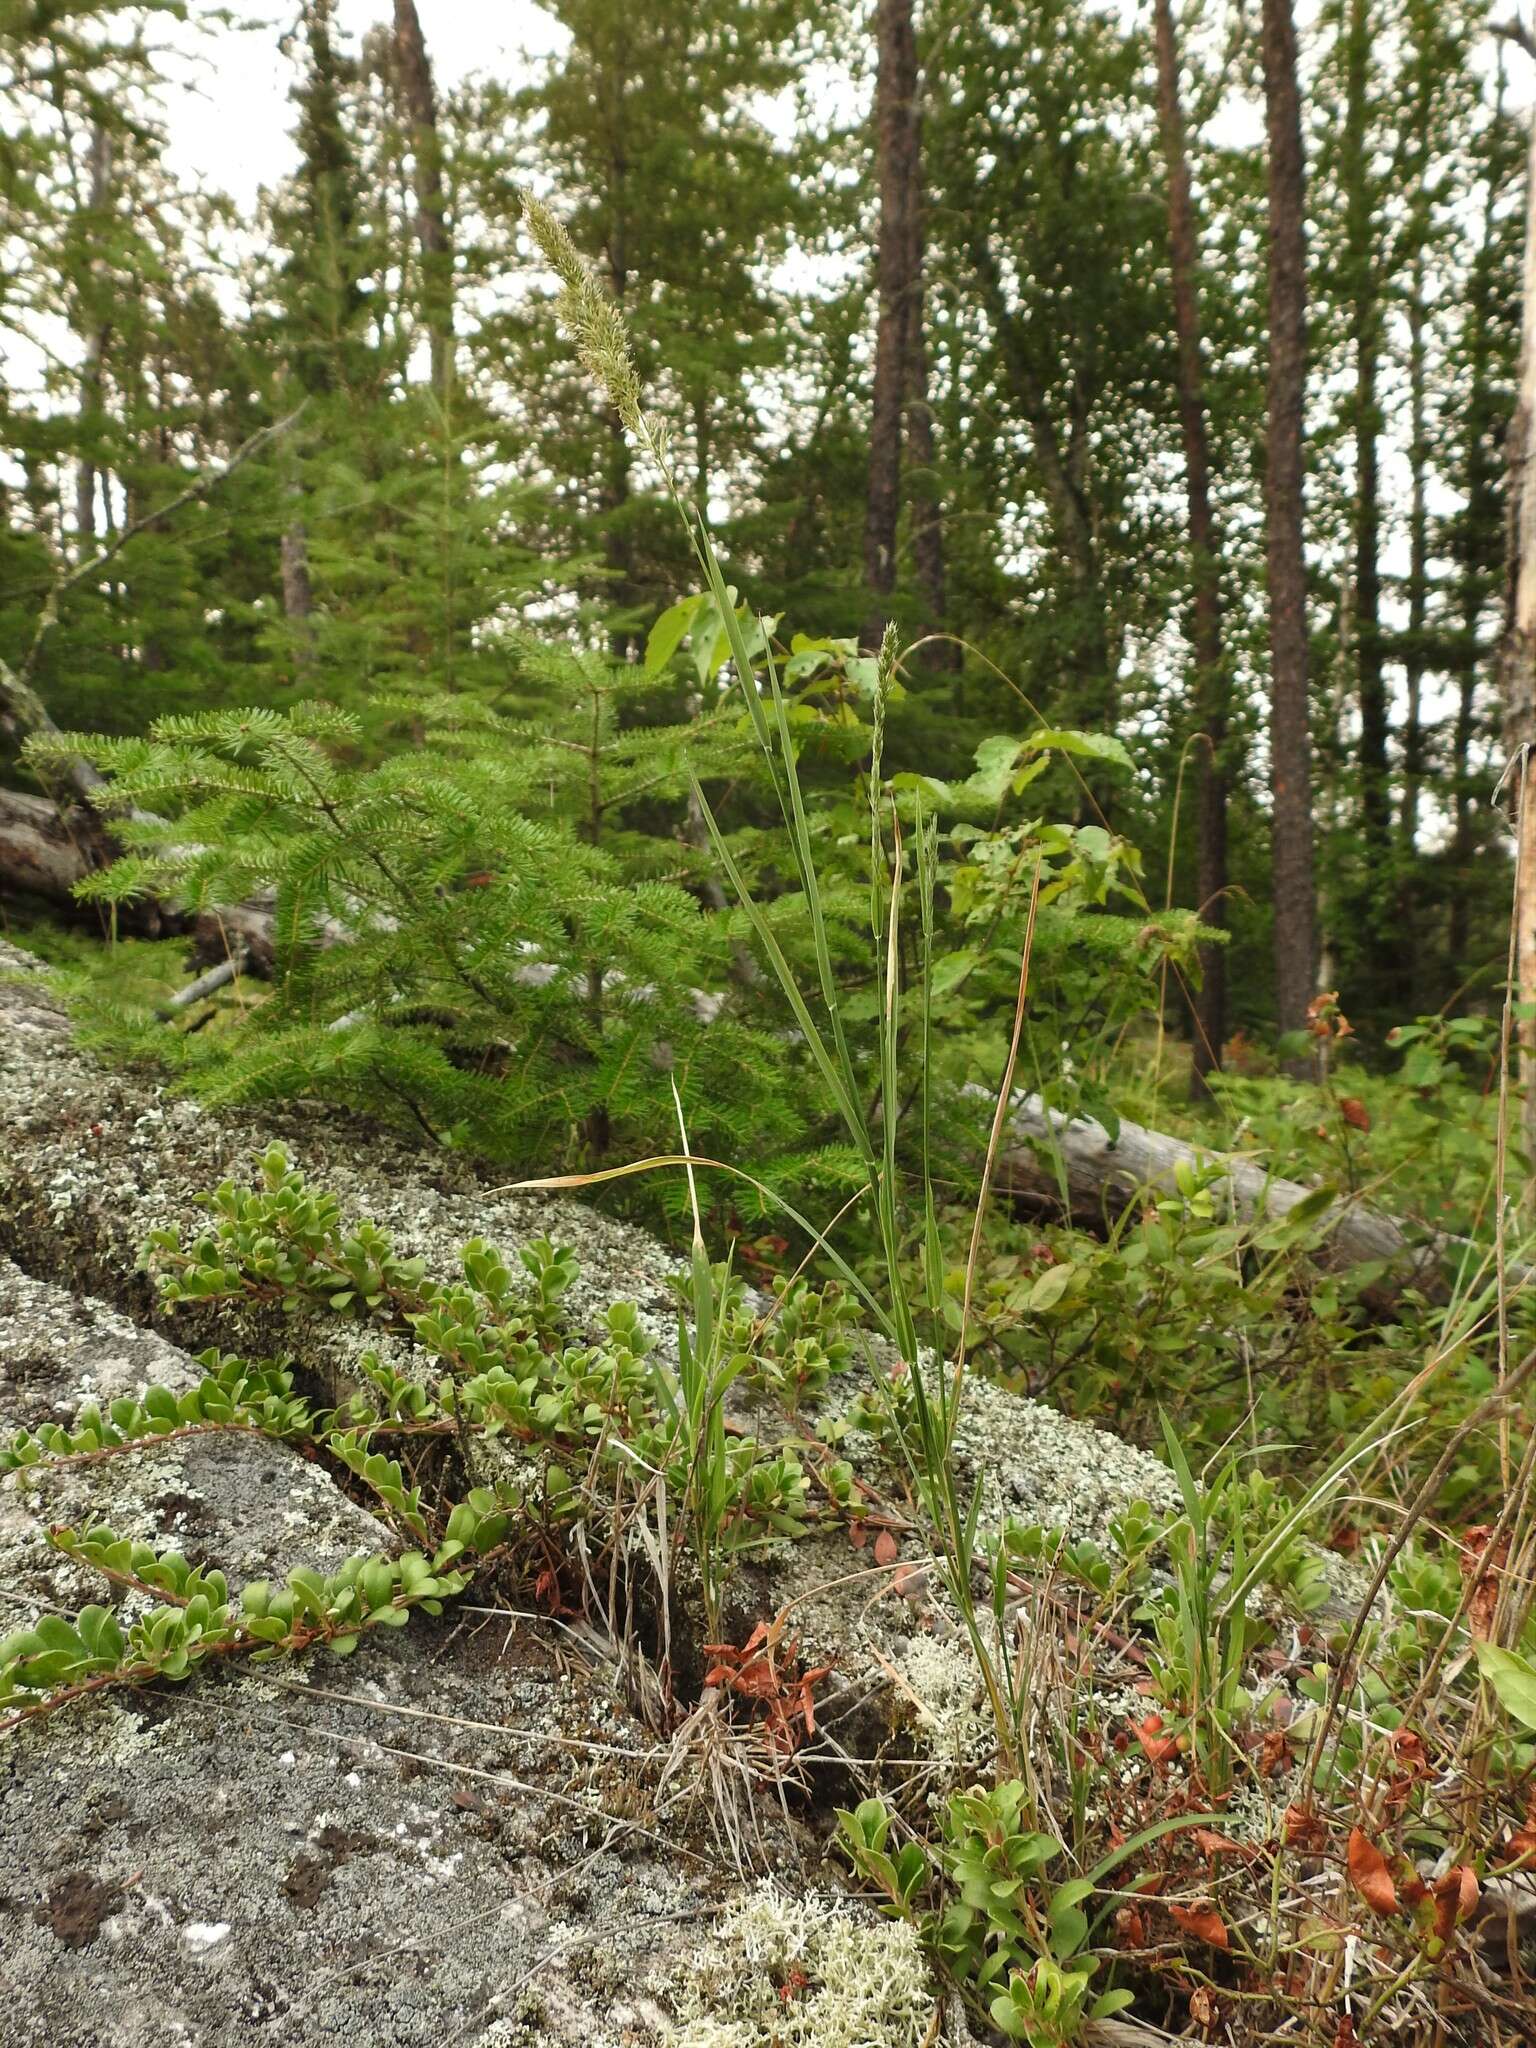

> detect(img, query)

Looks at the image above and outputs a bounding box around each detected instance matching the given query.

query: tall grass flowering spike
[519,191,677,496]
[872,621,896,773]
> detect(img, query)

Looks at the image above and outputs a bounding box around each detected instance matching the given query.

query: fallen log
[998,1089,1509,1292]
[155,944,249,1016]
[0,784,105,910]
[0,784,282,968]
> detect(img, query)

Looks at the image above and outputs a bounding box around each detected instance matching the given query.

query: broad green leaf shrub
[0,1533,481,1726]
[837,1787,1134,2044]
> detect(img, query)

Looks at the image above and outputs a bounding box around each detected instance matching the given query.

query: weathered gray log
[998,1088,1496,1287]
[155,945,248,1016]
[0,784,103,905]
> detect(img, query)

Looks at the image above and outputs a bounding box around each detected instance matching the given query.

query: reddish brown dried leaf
[1347,1829,1398,1916]
[1114,1905,1147,1949]
[1284,1802,1326,1851]
[1168,1900,1230,1950]
[795,1665,833,1739]
[1460,1525,1510,1641]
[533,1566,564,1614]
[1432,1864,1480,1943]
[1502,1789,1536,1868]
[873,1528,899,1567]
[1259,1728,1293,1779]
[1193,1827,1256,1862]
[736,1658,781,1701]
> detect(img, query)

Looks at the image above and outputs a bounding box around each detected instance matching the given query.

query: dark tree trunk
[1342,0,1393,998]
[1260,0,1318,1041]
[391,0,453,403]
[1498,83,1536,1170]
[863,0,920,647]
[1402,268,1429,854]
[905,206,952,665]
[1450,61,1510,969]
[1352,340,1389,862]
[281,454,316,679]
[1153,0,1228,1096]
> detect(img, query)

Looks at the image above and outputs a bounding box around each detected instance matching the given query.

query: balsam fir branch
[23,675,815,1214]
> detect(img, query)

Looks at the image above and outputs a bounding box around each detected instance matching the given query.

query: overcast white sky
[148,2,1515,228]
[159,1,570,213]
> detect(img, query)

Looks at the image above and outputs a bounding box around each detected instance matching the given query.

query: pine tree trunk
[902,30,954,673]
[281,457,316,679]
[863,0,919,646]
[1153,0,1228,1096]
[1260,0,1318,1043]
[1498,88,1536,1183]
[1402,267,1428,855]
[905,210,951,665]
[1343,0,1392,996]
[1451,59,1510,969]
[391,0,453,402]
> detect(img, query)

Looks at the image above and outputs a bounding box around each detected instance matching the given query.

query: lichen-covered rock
[0,936,1199,2043]
[0,1612,802,2048]
[0,1251,935,2046]
[0,941,684,1362]
[0,939,1176,1560]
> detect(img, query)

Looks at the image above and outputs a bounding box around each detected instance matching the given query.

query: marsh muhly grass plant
[520,188,1400,1805]
[525,178,1335,1864]
[520,189,1049,1779]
